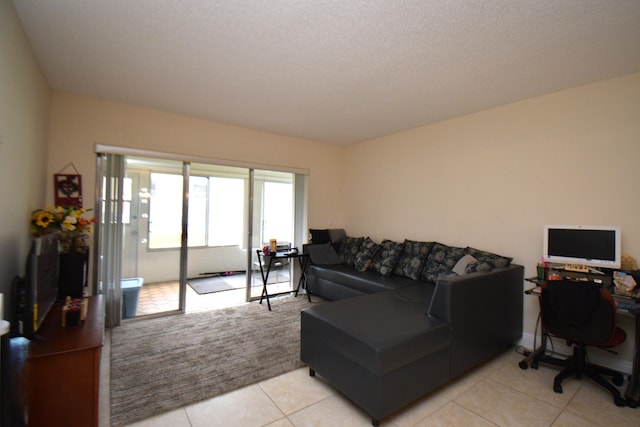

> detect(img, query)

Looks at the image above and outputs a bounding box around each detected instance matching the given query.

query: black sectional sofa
[300,231,524,426]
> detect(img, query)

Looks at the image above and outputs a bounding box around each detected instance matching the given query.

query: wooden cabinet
[10,296,104,427]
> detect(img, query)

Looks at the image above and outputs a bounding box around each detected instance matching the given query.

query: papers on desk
[612,288,640,313]
[614,285,640,300]
[614,271,637,295]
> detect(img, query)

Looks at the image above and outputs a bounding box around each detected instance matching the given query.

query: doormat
[187,276,241,294]
[187,270,291,295]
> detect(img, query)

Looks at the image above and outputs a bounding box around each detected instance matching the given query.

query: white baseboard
[517,332,633,375]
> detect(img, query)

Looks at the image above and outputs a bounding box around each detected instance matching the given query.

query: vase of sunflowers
[31,206,97,298]
[30,205,97,252]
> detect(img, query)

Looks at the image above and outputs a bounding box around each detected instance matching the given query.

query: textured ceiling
[12,0,640,145]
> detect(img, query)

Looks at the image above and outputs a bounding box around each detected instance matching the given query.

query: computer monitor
[543,225,621,270]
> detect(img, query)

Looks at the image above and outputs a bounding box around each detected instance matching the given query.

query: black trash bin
[121,278,144,319]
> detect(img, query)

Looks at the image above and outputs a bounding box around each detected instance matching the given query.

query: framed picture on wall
[54,174,83,207]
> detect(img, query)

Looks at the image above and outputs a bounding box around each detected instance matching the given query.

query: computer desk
[614,293,640,407]
[520,278,640,408]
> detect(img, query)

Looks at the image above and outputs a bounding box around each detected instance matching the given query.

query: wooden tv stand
[9,296,104,427]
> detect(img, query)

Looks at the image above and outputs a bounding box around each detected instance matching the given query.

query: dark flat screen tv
[16,233,59,337]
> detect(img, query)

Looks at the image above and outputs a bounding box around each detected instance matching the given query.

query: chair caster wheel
[612,374,624,386]
[614,396,627,407]
[531,360,539,370]
[553,383,563,394]
[519,361,528,370]
[627,399,638,408]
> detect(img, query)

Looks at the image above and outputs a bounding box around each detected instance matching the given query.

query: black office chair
[535,279,627,407]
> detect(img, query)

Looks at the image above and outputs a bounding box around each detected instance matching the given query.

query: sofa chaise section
[301,284,450,425]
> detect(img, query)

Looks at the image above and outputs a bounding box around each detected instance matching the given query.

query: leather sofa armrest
[427,264,524,376]
[428,264,524,322]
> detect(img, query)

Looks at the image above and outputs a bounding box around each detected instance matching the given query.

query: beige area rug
[110,295,321,426]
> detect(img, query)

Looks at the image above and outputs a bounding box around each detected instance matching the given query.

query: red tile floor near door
[134,274,295,316]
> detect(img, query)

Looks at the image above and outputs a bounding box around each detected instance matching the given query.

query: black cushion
[328,229,347,251]
[394,240,435,280]
[372,239,404,277]
[309,229,331,244]
[421,243,466,282]
[465,247,512,272]
[354,237,380,272]
[337,236,365,266]
[306,242,341,265]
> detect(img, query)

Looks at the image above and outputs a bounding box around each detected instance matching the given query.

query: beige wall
[0,0,51,316]
[342,72,640,362]
[47,92,345,231]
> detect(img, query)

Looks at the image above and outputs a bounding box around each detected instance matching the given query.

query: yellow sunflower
[34,210,54,228]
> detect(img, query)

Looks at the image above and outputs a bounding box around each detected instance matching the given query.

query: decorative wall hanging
[54,163,83,207]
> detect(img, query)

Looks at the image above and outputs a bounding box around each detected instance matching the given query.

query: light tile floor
[105,277,639,426]
[105,344,639,427]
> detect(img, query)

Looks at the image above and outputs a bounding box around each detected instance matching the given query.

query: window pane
[262,181,293,245]
[187,176,208,247]
[122,177,132,225]
[209,177,244,246]
[149,173,183,249]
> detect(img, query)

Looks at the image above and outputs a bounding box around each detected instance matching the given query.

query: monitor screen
[543,225,621,269]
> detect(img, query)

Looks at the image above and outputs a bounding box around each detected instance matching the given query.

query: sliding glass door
[184,163,250,311]
[95,147,307,326]
[96,155,187,326]
[128,158,186,318]
[249,170,296,298]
